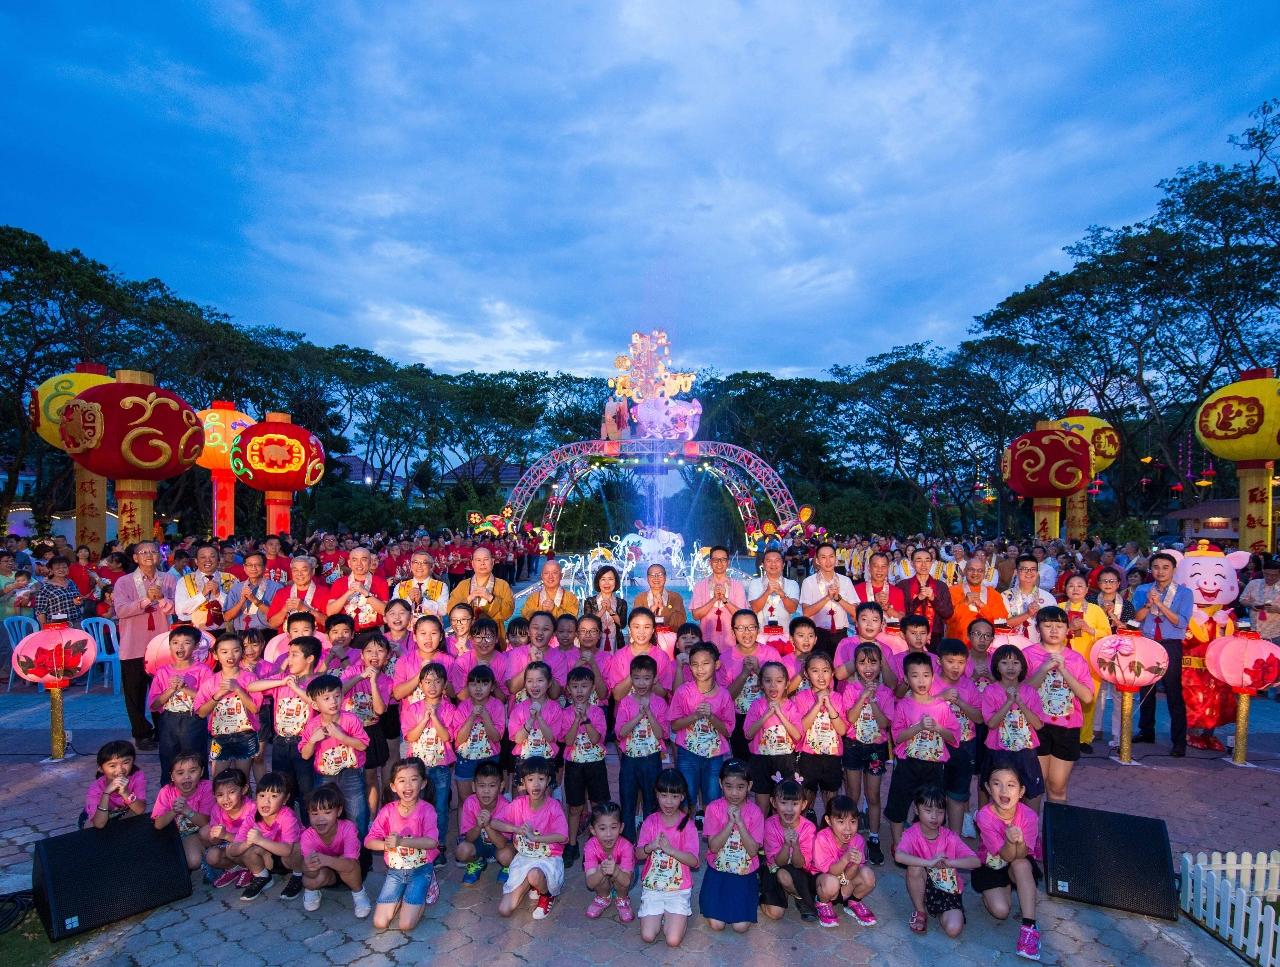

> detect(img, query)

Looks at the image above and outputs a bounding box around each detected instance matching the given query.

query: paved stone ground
[2,680,1276,966]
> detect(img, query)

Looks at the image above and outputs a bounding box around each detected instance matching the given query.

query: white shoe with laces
[303,889,322,912]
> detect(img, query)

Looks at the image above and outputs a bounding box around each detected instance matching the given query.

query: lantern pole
[1231,693,1251,766]
[72,363,110,550]
[1237,460,1274,555]
[263,412,295,536]
[48,687,67,761]
[1117,691,1135,765]
[113,370,158,545]
[1032,499,1061,542]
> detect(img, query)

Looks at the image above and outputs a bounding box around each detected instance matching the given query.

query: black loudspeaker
[33,814,192,940]
[1042,801,1178,920]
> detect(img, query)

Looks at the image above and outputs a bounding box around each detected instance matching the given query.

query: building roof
[1163,499,1238,521]
[439,456,525,488]
[336,455,409,491]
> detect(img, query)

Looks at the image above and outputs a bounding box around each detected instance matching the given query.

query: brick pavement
[1,685,1275,966]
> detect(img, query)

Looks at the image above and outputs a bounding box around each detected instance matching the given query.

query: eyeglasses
[473,632,497,641]
[732,625,757,632]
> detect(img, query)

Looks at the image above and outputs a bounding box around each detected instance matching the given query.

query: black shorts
[730,713,751,761]
[971,857,1043,894]
[943,738,977,802]
[925,879,965,918]
[759,863,816,909]
[796,752,843,793]
[563,759,610,808]
[1035,723,1080,762]
[884,757,944,824]
[379,703,402,740]
[258,697,275,744]
[841,739,889,776]
[363,720,389,770]
[981,748,1045,800]
[498,736,516,775]
[750,752,799,796]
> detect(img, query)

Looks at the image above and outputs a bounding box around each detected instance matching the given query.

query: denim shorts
[377,863,435,906]
[454,755,498,782]
[210,730,259,761]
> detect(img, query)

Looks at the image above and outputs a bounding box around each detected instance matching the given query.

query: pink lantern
[1089,629,1169,692]
[875,632,908,656]
[145,627,214,675]
[11,624,97,688]
[265,631,331,665]
[993,627,1035,652]
[1205,631,1280,695]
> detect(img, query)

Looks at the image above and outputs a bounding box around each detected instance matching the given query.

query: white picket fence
[1180,850,1280,967]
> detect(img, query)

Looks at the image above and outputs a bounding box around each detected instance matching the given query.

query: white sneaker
[962,812,977,839]
[352,890,372,919]
[303,889,322,912]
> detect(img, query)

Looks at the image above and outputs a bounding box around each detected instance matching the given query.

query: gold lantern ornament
[1054,409,1120,542]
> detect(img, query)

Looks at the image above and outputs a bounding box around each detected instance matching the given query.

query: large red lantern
[1001,424,1091,542]
[197,401,255,539]
[230,412,325,536]
[59,370,204,545]
[11,623,97,761]
[1206,629,1280,765]
[1089,627,1168,764]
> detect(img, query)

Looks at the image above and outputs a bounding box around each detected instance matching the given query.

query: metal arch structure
[505,438,799,546]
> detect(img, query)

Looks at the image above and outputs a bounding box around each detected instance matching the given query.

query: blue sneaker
[462,859,487,885]
[496,865,510,885]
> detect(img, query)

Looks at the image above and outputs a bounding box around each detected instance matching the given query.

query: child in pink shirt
[492,757,568,921]
[203,767,253,889]
[667,642,734,817]
[393,615,454,704]
[583,802,637,922]
[636,768,702,948]
[151,752,214,873]
[608,610,675,699]
[300,783,371,917]
[226,771,303,901]
[973,765,1044,961]
[699,759,766,933]
[1024,607,1095,804]
[195,633,260,777]
[743,661,802,815]
[249,635,322,814]
[451,665,506,804]
[400,661,457,853]
[980,644,1045,804]
[365,758,440,929]
[883,615,940,697]
[841,641,894,867]
[809,794,877,928]
[760,778,819,922]
[887,652,959,855]
[339,634,392,822]
[894,785,979,938]
[147,625,211,780]
[455,761,513,884]
[781,616,820,694]
[83,740,147,829]
[936,638,985,834]
[508,661,571,761]
[716,610,783,758]
[792,653,848,811]
[562,665,609,867]
[615,654,670,843]
[448,618,508,700]
[300,674,371,836]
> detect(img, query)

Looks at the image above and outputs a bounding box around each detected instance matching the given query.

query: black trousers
[120,657,154,741]
[1138,638,1186,749]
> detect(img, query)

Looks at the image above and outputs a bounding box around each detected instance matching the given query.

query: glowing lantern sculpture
[197,401,255,539]
[11,623,97,760]
[1000,423,1092,542]
[30,364,115,549]
[59,371,204,545]
[1089,627,1168,764]
[1054,409,1120,541]
[1205,629,1280,765]
[1195,368,1280,554]
[230,412,325,537]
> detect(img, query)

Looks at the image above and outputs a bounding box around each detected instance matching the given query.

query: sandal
[909,910,928,934]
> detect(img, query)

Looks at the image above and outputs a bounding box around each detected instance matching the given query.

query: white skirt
[502,853,565,896]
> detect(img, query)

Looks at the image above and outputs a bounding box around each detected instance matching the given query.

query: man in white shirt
[174,542,235,632]
[1002,554,1057,643]
[393,550,450,618]
[747,549,800,631]
[799,543,858,657]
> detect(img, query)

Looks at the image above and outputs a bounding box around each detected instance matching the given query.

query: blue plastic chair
[82,617,122,695]
[4,615,39,691]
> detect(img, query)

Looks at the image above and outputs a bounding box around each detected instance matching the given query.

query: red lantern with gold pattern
[230,412,326,536]
[1001,425,1091,542]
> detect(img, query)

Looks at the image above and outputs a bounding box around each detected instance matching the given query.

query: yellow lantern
[1054,410,1120,542]
[1195,368,1280,554]
[196,402,255,539]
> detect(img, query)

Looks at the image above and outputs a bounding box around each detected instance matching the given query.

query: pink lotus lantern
[10,623,97,761]
[1089,628,1168,764]
[993,626,1035,652]
[144,626,214,675]
[265,631,331,665]
[1206,630,1280,765]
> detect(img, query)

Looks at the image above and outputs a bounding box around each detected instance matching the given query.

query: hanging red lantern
[1171,482,1184,493]
[230,412,325,536]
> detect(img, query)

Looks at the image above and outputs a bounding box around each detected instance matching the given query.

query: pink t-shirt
[810,827,868,875]
[508,698,572,758]
[637,811,701,891]
[888,649,941,685]
[451,697,506,760]
[495,794,568,858]
[980,684,1042,751]
[667,682,734,757]
[584,835,636,875]
[763,815,817,870]
[195,670,261,735]
[366,800,439,867]
[832,637,882,694]
[234,806,302,845]
[690,577,747,649]
[300,819,361,860]
[702,798,766,874]
[394,648,456,700]
[339,667,394,727]
[504,645,571,702]
[974,802,1042,869]
[84,770,147,818]
[780,651,814,691]
[891,694,959,762]
[790,690,848,756]
[301,712,370,775]
[459,793,502,839]
[400,698,459,767]
[716,643,784,714]
[563,703,608,763]
[844,681,896,745]
[897,824,976,894]
[935,675,983,743]
[147,663,212,715]
[744,695,799,756]
[209,799,251,838]
[448,651,508,696]
[607,645,675,693]
[1023,645,1092,728]
[268,679,315,739]
[151,780,214,836]
[615,693,669,758]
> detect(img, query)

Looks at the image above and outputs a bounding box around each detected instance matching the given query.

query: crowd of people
[9,527,1279,961]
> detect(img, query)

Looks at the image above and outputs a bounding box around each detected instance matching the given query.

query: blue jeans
[274,737,315,820]
[618,752,662,843]
[157,711,208,781]
[427,765,452,848]
[676,746,723,812]
[317,766,369,838]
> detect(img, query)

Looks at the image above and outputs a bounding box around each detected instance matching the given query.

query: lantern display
[1001,423,1092,542]
[145,627,215,675]
[59,370,204,545]
[1205,630,1280,765]
[197,401,255,539]
[11,623,97,761]
[1089,628,1168,764]
[29,364,115,549]
[1055,410,1121,542]
[265,631,332,665]
[1195,368,1280,554]
[230,412,325,536]
[993,626,1035,652]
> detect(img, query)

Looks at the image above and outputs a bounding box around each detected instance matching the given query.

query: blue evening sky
[3,3,1277,377]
